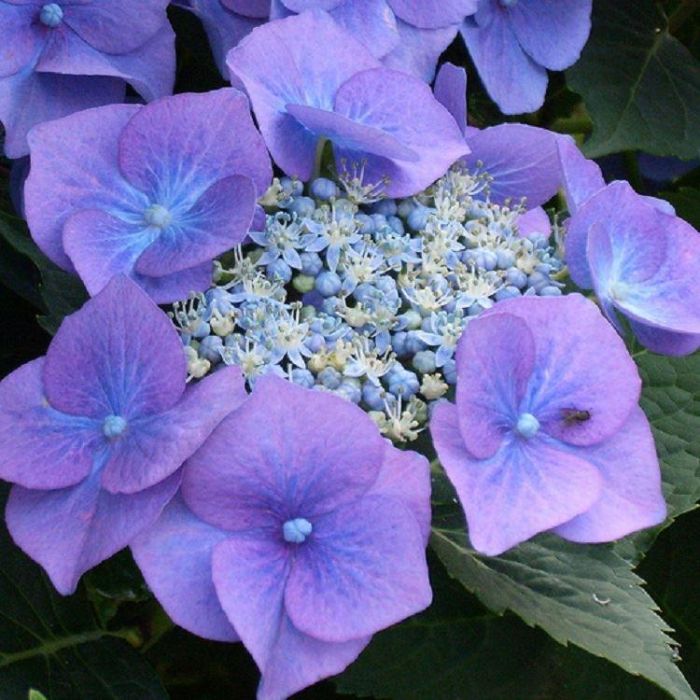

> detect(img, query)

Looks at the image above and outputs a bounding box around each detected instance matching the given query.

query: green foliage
[661,187,700,229]
[568,0,700,158]
[0,212,87,334]
[430,478,696,700]
[614,349,700,560]
[336,557,670,699]
[0,501,167,700]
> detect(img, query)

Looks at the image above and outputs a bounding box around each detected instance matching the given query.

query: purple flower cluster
[461,0,592,114]
[133,375,431,699]
[0,276,432,696]
[227,11,469,197]
[558,140,700,356]
[182,0,475,81]
[431,294,666,555]
[24,88,271,302]
[0,276,247,593]
[0,0,175,157]
[180,0,592,114]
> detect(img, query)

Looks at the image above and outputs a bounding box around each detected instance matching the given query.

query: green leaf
[431,491,696,700]
[615,350,700,559]
[567,0,700,158]
[660,187,700,229]
[337,555,670,700]
[28,691,48,700]
[641,509,700,692]
[0,514,168,700]
[0,211,87,333]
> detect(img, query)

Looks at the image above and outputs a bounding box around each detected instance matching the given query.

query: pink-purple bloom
[0,276,247,594]
[183,0,475,81]
[132,375,432,699]
[226,11,469,197]
[460,0,592,114]
[433,62,563,210]
[430,294,666,556]
[557,139,700,356]
[24,88,271,302]
[565,180,700,356]
[0,0,175,158]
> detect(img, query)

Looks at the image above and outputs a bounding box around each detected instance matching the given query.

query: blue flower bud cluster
[170,166,565,442]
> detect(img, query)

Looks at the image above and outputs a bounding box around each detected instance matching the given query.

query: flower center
[103,414,128,439]
[515,412,540,439]
[500,0,518,6]
[40,3,64,28]
[282,517,313,544]
[144,204,173,229]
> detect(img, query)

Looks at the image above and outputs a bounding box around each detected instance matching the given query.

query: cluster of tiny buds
[170,165,565,442]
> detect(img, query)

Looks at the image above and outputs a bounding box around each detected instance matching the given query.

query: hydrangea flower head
[565,179,700,356]
[24,88,271,302]
[132,374,431,699]
[0,276,247,594]
[0,0,175,157]
[460,0,592,114]
[227,11,469,197]
[172,164,567,442]
[431,294,666,555]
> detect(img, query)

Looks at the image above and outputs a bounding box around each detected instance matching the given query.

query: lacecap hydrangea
[172,163,566,443]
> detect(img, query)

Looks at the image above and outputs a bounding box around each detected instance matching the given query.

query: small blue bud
[528,271,550,292]
[413,350,437,374]
[401,309,423,330]
[516,412,540,439]
[397,199,416,219]
[321,296,341,314]
[291,369,315,388]
[305,333,325,353]
[443,359,457,385]
[404,331,428,355]
[266,258,292,283]
[103,414,127,439]
[389,370,420,399]
[280,177,303,197]
[496,249,516,269]
[282,517,313,544]
[315,271,342,297]
[300,252,323,277]
[310,177,338,201]
[355,213,375,234]
[387,215,405,235]
[391,331,409,358]
[318,367,342,390]
[369,199,397,216]
[407,206,430,231]
[538,285,563,297]
[362,382,386,411]
[288,196,315,218]
[199,335,224,363]
[495,285,521,302]
[193,321,211,339]
[479,250,499,271]
[505,267,528,289]
[337,380,362,404]
[40,3,63,28]
[371,213,388,230]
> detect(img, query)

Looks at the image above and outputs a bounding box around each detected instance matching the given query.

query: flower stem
[312,137,328,181]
